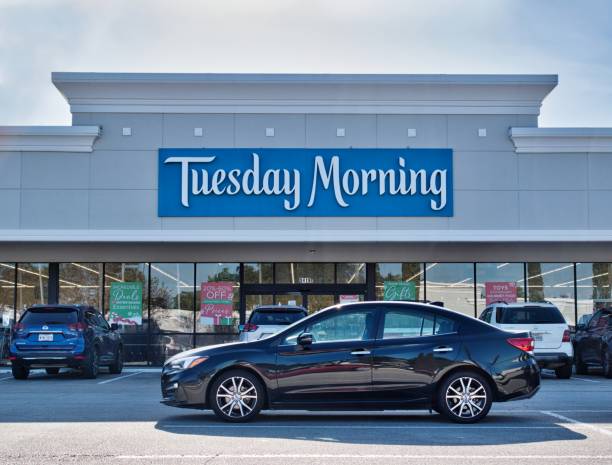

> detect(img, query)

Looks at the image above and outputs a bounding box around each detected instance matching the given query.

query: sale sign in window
[109,282,143,325]
[485,282,517,305]
[200,282,234,325]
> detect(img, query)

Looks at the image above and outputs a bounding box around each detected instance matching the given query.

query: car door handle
[350,350,371,355]
[433,346,453,353]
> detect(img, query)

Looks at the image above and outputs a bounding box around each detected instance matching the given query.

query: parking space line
[541,410,612,437]
[159,424,562,430]
[572,377,601,383]
[97,371,144,385]
[117,454,612,460]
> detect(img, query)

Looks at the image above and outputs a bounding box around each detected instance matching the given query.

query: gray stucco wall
[3,111,611,233]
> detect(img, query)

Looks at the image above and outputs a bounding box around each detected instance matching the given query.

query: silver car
[239,305,308,342]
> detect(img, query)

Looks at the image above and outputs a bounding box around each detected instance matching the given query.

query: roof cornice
[51,72,558,116]
[511,127,612,153]
[0,126,100,152]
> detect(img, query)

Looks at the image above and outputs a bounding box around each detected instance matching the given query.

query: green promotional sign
[109,282,143,325]
[383,281,416,301]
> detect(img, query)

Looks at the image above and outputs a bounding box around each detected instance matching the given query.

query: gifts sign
[200,282,234,325]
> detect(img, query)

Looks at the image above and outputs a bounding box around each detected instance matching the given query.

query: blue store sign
[158,148,453,217]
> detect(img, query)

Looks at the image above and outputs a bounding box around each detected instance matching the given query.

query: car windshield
[250,310,306,326]
[20,308,78,325]
[499,306,565,324]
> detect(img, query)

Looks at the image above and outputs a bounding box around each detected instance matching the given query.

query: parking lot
[1,368,612,465]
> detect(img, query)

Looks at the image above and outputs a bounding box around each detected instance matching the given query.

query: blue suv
[9,304,123,379]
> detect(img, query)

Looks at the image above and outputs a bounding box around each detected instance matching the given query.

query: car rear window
[250,310,306,326]
[20,308,78,325]
[499,306,565,324]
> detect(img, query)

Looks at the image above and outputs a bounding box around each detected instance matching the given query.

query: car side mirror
[110,323,119,331]
[576,323,585,331]
[297,332,313,346]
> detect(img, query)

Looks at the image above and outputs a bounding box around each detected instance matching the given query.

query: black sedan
[161,302,540,423]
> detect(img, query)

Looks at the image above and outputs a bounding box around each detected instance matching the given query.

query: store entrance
[244,286,366,318]
[241,262,369,321]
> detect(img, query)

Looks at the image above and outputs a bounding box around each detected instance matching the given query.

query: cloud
[0,0,611,126]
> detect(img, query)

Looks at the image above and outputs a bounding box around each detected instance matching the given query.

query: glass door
[303,294,336,314]
[275,292,304,307]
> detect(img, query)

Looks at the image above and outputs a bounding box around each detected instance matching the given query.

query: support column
[366,263,376,301]
[48,263,59,305]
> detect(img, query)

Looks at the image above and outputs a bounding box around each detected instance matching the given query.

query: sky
[1,0,611,127]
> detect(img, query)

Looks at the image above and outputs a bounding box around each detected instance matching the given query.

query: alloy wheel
[215,376,258,419]
[445,376,487,419]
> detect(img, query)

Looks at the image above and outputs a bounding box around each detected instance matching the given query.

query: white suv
[479,302,573,379]
[239,305,308,342]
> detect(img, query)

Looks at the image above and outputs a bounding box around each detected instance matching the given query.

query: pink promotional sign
[485,282,517,305]
[200,281,234,325]
[339,295,360,304]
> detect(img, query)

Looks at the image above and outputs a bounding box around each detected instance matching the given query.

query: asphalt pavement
[1,367,611,464]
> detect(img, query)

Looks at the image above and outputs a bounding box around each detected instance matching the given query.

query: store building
[1,72,612,364]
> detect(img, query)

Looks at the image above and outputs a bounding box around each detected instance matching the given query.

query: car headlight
[168,356,208,371]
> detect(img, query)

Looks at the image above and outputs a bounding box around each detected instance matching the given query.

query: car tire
[108,346,124,374]
[11,363,29,380]
[209,369,264,423]
[602,349,612,379]
[555,363,572,379]
[82,347,100,379]
[575,352,588,375]
[436,370,493,424]
[45,368,60,375]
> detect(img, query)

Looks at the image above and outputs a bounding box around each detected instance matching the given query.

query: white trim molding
[0,126,100,152]
[510,127,612,153]
[52,72,558,115]
[0,228,611,243]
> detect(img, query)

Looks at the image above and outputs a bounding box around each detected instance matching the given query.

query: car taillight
[507,337,535,353]
[242,323,258,332]
[562,329,571,343]
[68,322,87,332]
[13,322,24,331]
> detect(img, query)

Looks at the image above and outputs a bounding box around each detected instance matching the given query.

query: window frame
[376,306,458,341]
[480,307,492,323]
[279,306,380,346]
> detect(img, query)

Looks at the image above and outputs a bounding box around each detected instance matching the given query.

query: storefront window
[336,263,366,284]
[576,263,612,325]
[149,334,194,366]
[276,293,304,307]
[195,263,240,333]
[307,294,335,313]
[104,263,149,364]
[243,263,273,284]
[16,263,49,319]
[0,263,15,362]
[475,263,525,314]
[275,263,334,284]
[375,263,424,301]
[426,263,474,316]
[0,263,15,329]
[59,263,103,308]
[150,263,195,333]
[245,294,274,317]
[527,263,575,325]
